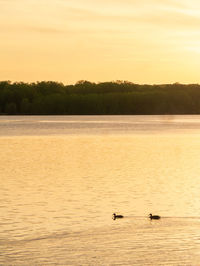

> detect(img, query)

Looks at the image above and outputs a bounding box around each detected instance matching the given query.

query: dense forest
[1,80,200,115]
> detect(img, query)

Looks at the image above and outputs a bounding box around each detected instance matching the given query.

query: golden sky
[1,0,200,84]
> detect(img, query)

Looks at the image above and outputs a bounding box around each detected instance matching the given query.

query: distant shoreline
[1,80,200,115]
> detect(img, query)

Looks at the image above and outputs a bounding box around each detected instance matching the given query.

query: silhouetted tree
[5,102,17,114]
[20,98,31,114]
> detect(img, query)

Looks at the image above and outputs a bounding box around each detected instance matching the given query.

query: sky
[1,0,200,84]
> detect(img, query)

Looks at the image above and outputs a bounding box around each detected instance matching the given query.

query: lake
[1,115,200,265]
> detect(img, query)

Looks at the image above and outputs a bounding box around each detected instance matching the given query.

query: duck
[112,213,124,220]
[149,213,161,220]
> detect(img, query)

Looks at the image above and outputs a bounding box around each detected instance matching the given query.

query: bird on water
[112,213,124,220]
[149,213,161,220]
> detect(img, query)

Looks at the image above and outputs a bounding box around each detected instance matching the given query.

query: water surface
[1,115,200,265]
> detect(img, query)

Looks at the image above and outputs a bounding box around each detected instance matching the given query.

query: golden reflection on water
[1,135,200,221]
[1,133,200,264]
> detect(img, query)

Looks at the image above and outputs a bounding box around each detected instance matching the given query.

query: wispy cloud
[26,26,64,34]
[62,5,200,32]
[2,0,200,35]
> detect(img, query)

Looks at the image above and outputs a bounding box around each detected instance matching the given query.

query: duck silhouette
[112,213,124,220]
[149,213,161,220]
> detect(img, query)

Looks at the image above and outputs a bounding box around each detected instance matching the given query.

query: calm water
[1,115,200,265]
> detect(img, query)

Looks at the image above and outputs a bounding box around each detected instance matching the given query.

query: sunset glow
[1,0,200,84]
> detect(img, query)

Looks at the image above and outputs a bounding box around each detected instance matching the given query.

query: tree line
[0,80,200,115]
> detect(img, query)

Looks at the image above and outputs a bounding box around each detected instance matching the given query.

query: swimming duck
[113,213,124,220]
[149,213,161,220]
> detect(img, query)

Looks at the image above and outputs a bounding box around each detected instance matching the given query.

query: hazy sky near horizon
[1,0,200,84]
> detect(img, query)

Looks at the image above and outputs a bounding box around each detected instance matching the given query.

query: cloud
[27,26,64,34]
[63,5,200,31]
[0,24,65,35]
